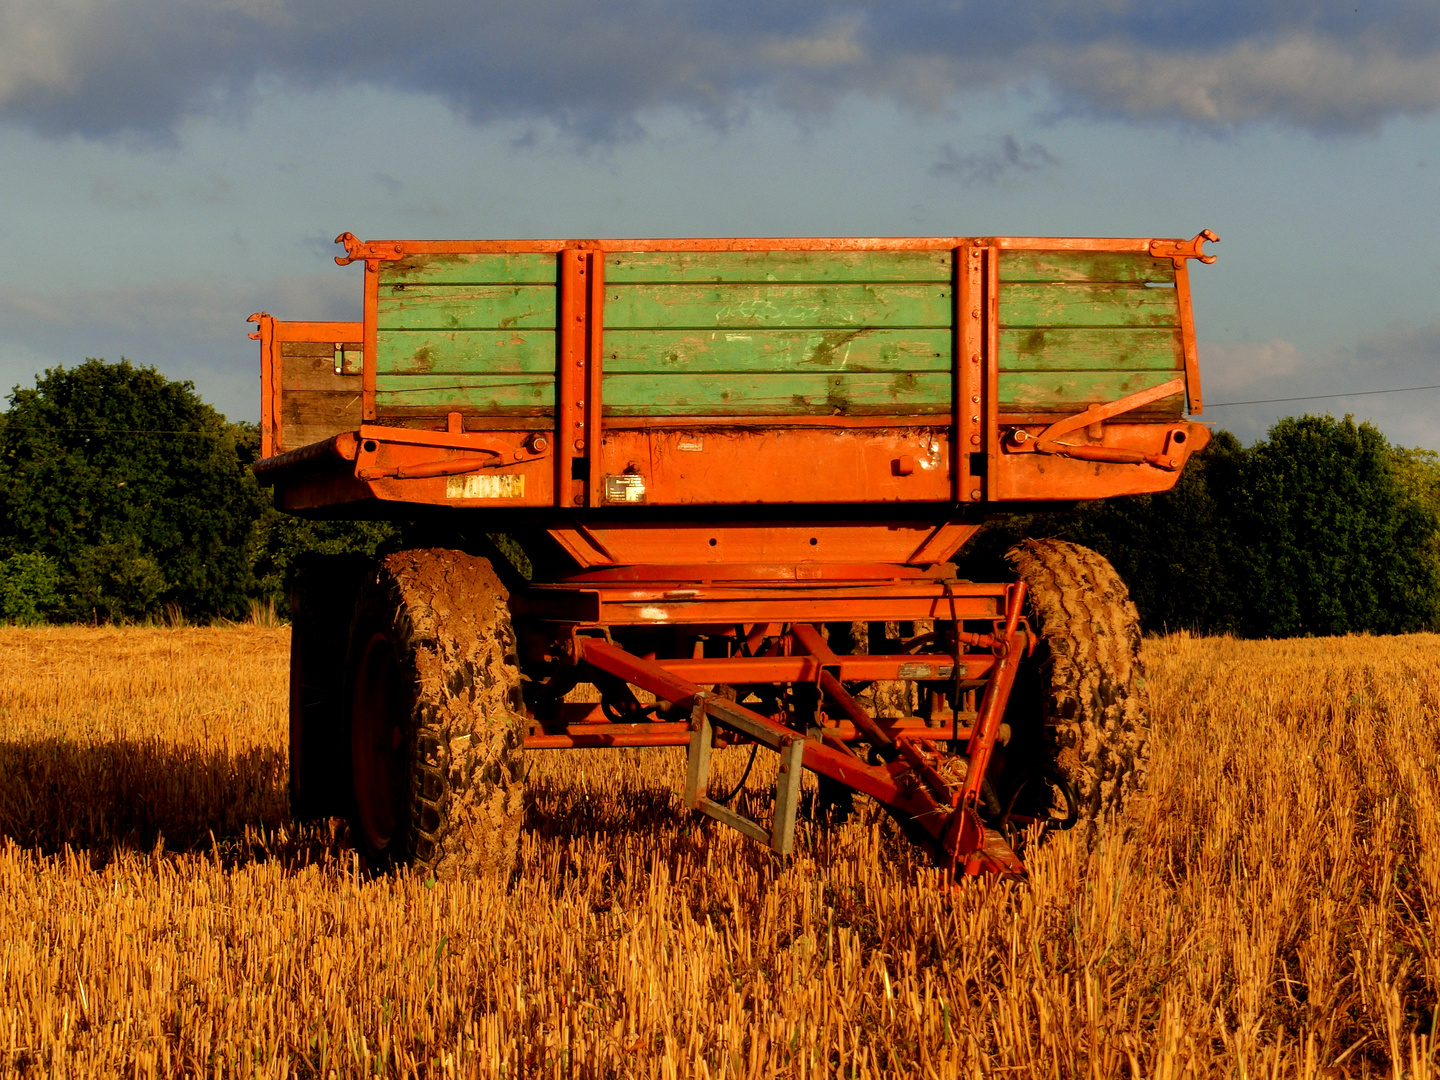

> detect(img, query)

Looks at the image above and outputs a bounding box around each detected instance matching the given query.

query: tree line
[0,358,1436,636]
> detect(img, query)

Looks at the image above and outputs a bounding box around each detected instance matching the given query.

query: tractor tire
[288,555,372,822]
[344,548,526,879]
[1003,539,1149,833]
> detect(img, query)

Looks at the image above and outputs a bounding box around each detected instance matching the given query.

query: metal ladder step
[681,693,806,856]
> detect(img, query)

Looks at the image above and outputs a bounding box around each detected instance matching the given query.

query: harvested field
[0,626,1437,1077]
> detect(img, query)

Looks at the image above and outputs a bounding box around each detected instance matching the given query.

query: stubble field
[0,626,1436,1078]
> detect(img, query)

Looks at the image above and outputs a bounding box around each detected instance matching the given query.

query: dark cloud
[932,135,1060,186]
[3,1,1440,140]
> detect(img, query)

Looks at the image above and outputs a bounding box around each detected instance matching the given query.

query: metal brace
[683,692,806,856]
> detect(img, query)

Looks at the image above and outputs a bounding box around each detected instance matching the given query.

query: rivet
[574,439,585,451]
[971,395,980,403]
[970,434,981,445]
[971,415,980,423]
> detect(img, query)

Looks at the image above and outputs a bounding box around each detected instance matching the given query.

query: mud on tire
[1003,539,1149,832]
[344,549,526,879]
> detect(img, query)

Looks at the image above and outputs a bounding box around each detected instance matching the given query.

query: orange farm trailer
[252,229,1217,881]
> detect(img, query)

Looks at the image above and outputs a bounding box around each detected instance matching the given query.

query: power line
[1207,383,1440,408]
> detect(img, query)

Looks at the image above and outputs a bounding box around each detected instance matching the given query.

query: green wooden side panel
[998,328,1182,372]
[604,283,950,330]
[605,250,952,283]
[602,372,951,416]
[999,283,1179,329]
[998,370,1182,414]
[375,374,554,413]
[382,253,557,285]
[604,328,950,374]
[999,251,1175,284]
[377,330,555,375]
[377,285,557,331]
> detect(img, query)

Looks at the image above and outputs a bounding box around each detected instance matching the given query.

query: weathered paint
[382,252,557,285]
[604,283,951,330]
[998,369,1184,414]
[374,373,554,413]
[602,372,951,416]
[603,328,950,374]
[999,251,1175,284]
[998,328,1183,372]
[377,285,557,330]
[605,250,951,284]
[377,330,556,374]
[998,283,1179,329]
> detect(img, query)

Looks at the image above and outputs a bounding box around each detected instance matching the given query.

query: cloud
[2,2,1440,141]
[1199,327,1440,448]
[932,135,1060,186]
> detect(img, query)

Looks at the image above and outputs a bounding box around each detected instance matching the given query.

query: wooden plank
[604,283,951,330]
[999,250,1175,284]
[998,328,1183,372]
[603,328,951,374]
[280,390,363,453]
[999,283,1179,328]
[376,330,556,375]
[382,252,557,285]
[601,372,950,416]
[605,249,952,283]
[998,369,1185,414]
[374,373,554,413]
[377,285,556,331]
[279,353,361,392]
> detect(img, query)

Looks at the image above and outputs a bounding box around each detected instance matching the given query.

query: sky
[1,1,1438,447]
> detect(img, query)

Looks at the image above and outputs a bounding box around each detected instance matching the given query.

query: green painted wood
[999,251,1175,284]
[998,369,1183,414]
[604,250,952,284]
[601,372,951,416]
[382,253,557,285]
[377,285,557,331]
[604,283,951,330]
[603,328,950,374]
[374,373,554,412]
[999,283,1179,328]
[998,328,1182,372]
[376,330,556,375]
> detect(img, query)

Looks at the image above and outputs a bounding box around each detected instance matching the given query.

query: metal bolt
[970,434,981,445]
[574,439,585,451]
[970,489,982,500]
[971,395,980,404]
[971,415,979,423]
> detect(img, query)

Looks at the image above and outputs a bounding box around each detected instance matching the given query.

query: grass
[0,626,1436,1077]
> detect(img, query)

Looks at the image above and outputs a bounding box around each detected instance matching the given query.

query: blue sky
[1,1,1438,447]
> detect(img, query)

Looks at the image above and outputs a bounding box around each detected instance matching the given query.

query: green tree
[0,552,61,623]
[1236,415,1440,636]
[0,359,266,621]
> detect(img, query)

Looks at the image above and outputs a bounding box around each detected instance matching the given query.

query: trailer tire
[1003,539,1149,833]
[344,549,526,879]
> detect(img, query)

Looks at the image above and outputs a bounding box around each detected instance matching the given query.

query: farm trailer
[251,229,1217,880]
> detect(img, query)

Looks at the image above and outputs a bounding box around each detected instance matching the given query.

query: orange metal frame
[261,230,1218,878]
